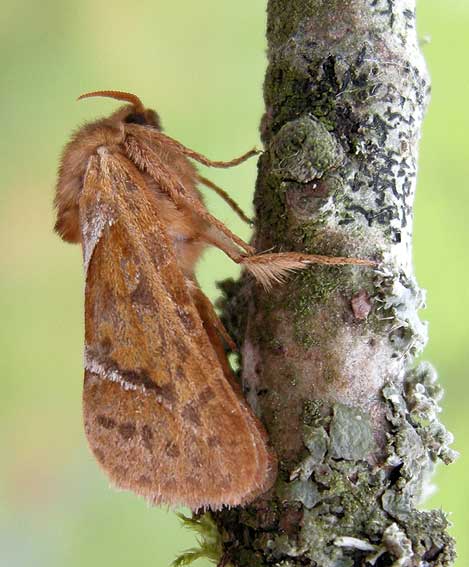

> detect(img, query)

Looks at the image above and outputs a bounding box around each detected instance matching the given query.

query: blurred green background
[0,1,467,566]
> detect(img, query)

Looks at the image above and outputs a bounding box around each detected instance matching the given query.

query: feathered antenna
[77,90,145,113]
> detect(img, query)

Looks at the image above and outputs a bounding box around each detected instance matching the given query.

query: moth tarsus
[196,174,252,225]
[54,90,374,510]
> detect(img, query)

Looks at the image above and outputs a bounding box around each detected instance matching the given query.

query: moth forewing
[79,150,275,509]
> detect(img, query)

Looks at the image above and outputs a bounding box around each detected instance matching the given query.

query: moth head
[78,90,162,130]
[54,90,163,244]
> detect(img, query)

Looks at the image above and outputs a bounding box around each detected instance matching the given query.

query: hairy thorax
[55,113,208,277]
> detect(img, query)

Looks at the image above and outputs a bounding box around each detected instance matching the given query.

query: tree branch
[213,1,457,566]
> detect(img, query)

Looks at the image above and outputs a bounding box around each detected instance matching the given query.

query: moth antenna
[77,90,145,112]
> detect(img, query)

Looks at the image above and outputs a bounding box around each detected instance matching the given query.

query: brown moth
[54,90,374,510]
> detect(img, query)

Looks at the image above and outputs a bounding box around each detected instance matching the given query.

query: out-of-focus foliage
[0,1,467,566]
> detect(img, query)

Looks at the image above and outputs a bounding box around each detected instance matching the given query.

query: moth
[54,90,373,510]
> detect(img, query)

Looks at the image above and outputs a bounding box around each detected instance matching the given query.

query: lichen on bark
[181,1,457,566]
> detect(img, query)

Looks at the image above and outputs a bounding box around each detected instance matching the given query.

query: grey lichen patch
[293,461,454,567]
[374,363,457,562]
[269,533,306,560]
[301,503,381,567]
[270,115,344,183]
[404,510,456,566]
[215,383,455,566]
[373,267,428,358]
[382,362,457,517]
[277,479,321,509]
[303,424,328,462]
[329,403,376,460]
[405,362,458,465]
[266,382,456,565]
[379,522,413,566]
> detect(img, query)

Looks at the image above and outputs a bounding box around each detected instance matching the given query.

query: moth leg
[124,134,375,288]
[126,126,259,168]
[147,131,259,168]
[178,146,258,168]
[201,224,249,262]
[176,191,255,255]
[202,226,376,290]
[237,252,376,290]
[187,281,244,396]
[125,135,255,255]
[196,174,252,225]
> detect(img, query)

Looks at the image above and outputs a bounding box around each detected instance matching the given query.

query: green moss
[173,513,223,567]
[323,363,343,385]
[264,64,313,136]
[288,266,350,350]
[294,329,320,349]
[302,399,324,426]
[292,266,346,312]
[267,0,318,46]
[253,154,290,246]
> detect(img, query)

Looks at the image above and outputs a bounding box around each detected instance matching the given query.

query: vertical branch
[215,1,457,566]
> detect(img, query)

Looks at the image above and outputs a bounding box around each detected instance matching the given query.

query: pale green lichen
[270,115,344,183]
[329,403,376,460]
[405,362,458,465]
[262,385,456,566]
[303,424,328,462]
[277,479,321,509]
[373,268,428,358]
[382,361,458,522]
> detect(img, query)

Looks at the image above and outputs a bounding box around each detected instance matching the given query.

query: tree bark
[210,1,457,566]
